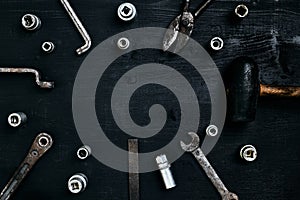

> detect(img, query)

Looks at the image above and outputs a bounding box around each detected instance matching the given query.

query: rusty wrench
[180,132,238,200]
[0,133,53,200]
[60,0,92,55]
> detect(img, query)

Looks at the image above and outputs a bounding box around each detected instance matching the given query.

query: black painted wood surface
[0,0,299,200]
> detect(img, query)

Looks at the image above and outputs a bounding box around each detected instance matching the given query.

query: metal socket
[117,37,130,50]
[68,173,88,194]
[42,41,55,53]
[77,145,91,160]
[235,4,249,18]
[240,145,257,162]
[206,125,218,137]
[117,3,137,21]
[8,112,27,127]
[210,37,224,51]
[156,154,176,189]
[21,14,41,31]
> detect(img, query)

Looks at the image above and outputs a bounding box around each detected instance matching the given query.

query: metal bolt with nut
[68,173,88,194]
[240,145,257,162]
[156,154,176,190]
[8,112,27,127]
[21,14,41,31]
[117,3,137,21]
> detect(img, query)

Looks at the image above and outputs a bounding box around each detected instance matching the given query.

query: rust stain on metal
[0,68,54,89]
[260,84,300,97]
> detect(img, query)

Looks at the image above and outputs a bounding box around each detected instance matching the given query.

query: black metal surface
[0,0,299,200]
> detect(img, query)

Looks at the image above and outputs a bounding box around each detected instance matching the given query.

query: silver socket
[210,37,224,51]
[117,37,130,50]
[206,125,219,137]
[235,4,249,18]
[42,41,55,53]
[117,3,137,21]
[156,154,176,189]
[21,14,41,31]
[68,173,88,194]
[240,145,257,162]
[8,112,27,127]
[77,145,91,160]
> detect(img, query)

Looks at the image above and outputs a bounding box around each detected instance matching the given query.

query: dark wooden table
[0,0,299,199]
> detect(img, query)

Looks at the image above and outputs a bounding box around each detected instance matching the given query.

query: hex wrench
[0,68,54,89]
[60,0,92,55]
[0,133,53,200]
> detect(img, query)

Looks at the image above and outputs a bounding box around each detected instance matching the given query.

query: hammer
[226,57,300,122]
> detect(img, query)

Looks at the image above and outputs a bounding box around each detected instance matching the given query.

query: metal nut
[8,112,27,127]
[117,37,130,50]
[210,37,224,51]
[68,173,88,194]
[240,145,257,162]
[117,3,137,21]
[235,4,249,18]
[42,42,55,53]
[21,14,41,31]
[206,125,218,136]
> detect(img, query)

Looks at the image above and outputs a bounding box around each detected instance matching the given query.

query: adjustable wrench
[0,133,53,200]
[180,132,238,200]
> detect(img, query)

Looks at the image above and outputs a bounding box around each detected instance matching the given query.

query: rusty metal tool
[0,133,53,200]
[128,139,139,200]
[60,0,92,55]
[0,68,54,89]
[163,0,215,52]
[181,132,238,200]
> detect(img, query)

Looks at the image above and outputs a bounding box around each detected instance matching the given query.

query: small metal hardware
[235,4,249,18]
[210,37,224,51]
[60,0,92,55]
[156,154,176,189]
[240,145,257,162]
[0,68,54,89]
[21,14,41,31]
[77,145,91,160]
[8,112,27,128]
[117,37,130,50]
[181,132,238,200]
[128,139,139,200]
[0,133,53,200]
[206,125,219,137]
[68,173,88,194]
[117,3,137,21]
[42,42,55,53]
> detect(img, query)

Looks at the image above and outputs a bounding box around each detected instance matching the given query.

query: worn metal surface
[260,85,300,97]
[128,139,139,200]
[181,132,238,200]
[0,133,53,200]
[0,68,54,89]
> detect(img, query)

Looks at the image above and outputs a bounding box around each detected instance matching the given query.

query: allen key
[0,68,54,89]
[60,0,92,55]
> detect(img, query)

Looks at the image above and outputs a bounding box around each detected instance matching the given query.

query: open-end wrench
[180,132,238,200]
[0,133,53,200]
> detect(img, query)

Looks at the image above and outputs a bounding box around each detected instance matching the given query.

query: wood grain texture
[0,0,299,200]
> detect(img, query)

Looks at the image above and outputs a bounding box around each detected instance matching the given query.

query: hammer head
[226,57,260,122]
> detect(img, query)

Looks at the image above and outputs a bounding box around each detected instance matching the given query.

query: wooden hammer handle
[260,84,300,97]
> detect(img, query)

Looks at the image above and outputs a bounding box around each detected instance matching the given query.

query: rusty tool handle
[0,133,53,200]
[260,85,300,97]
